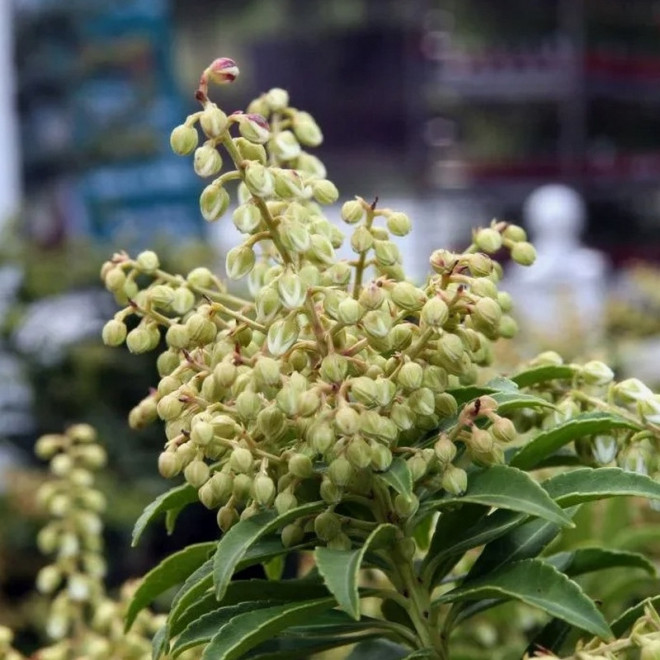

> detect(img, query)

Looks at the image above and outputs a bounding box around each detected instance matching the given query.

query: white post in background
[0,0,21,230]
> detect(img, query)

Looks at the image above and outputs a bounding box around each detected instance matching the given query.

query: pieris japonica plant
[13,58,660,659]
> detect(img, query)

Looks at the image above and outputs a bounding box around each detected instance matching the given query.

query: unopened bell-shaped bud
[397,362,424,391]
[502,224,527,242]
[238,113,270,144]
[371,444,393,472]
[430,249,458,274]
[217,505,239,532]
[170,123,199,155]
[362,310,392,339]
[308,234,335,264]
[434,435,457,464]
[265,87,289,111]
[337,298,364,325]
[472,297,502,331]
[277,269,306,309]
[272,130,301,161]
[592,435,617,465]
[308,422,336,454]
[582,360,614,386]
[200,183,230,222]
[314,511,342,541]
[206,57,239,84]
[253,474,276,506]
[292,111,323,147]
[101,319,127,347]
[491,417,517,444]
[615,378,654,403]
[158,451,181,478]
[350,377,380,407]
[244,161,274,196]
[442,464,468,495]
[421,297,449,329]
[394,493,419,518]
[386,212,412,236]
[194,143,223,178]
[474,227,502,253]
[200,105,228,138]
[359,282,385,310]
[267,316,298,356]
[230,447,254,474]
[408,388,436,417]
[184,460,210,488]
[274,490,297,515]
[350,225,374,254]
[341,200,364,224]
[288,453,314,479]
[281,522,304,547]
[126,327,154,354]
[226,245,256,280]
[320,354,348,383]
[234,136,267,164]
[311,179,339,205]
[511,241,537,266]
[374,240,401,266]
[391,281,427,312]
[334,407,361,436]
[468,252,494,277]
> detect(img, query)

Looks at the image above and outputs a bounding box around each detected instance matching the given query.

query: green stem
[221,134,292,266]
[352,206,375,298]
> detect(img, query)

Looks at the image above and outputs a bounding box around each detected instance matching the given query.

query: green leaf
[449,377,519,406]
[170,536,301,636]
[213,502,324,600]
[202,598,337,660]
[545,547,656,577]
[542,467,660,507]
[285,609,387,635]
[346,639,410,659]
[421,465,573,528]
[245,633,381,659]
[511,364,577,388]
[171,577,330,639]
[491,390,557,415]
[610,595,660,637]
[434,558,612,640]
[263,555,285,580]
[131,483,198,547]
[152,624,169,660]
[172,601,280,656]
[466,506,581,581]
[378,458,413,498]
[125,542,215,631]
[510,412,638,471]
[315,524,397,619]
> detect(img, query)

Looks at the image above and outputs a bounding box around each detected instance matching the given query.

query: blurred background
[1,0,660,653]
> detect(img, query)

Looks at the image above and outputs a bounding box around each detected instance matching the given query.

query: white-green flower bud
[362,310,392,338]
[337,298,364,325]
[442,464,468,495]
[148,284,175,309]
[498,315,518,339]
[429,249,459,274]
[187,266,215,288]
[299,390,321,417]
[213,362,237,389]
[200,183,230,222]
[255,286,281,322]
[592,435,617,465]
[311,179,339,205]
[346,437,372,469]
[434,436,456,464]
[408,388,435,416]
[421,297,449,329]
[279,218,311,252]
[511,241,536,266]
[350,377,379,407]
[184,460,210,488]
[288,453,314,479]
[254,356,281,388]
[375,378,396,407]
[200,105,228,138]
[434,392,458,418]
[233,473,253,502]
[437,333,465,371]
[308,422,336,454]
[67,574,91,602]
[135,250,159,273]
[468,252,494,277]
[191,421,214,447]
[314,511,341,541]
[234,137,267,164]
[267,316,298,356]
[126,327,153,354]
[308,234,335,264]
[171,287,196,315]
[274,490,297,515]
[497,291,513,312]
[257,406,286,438]
[244,161,274,197]
[37,565,61,594]
[36,434,61,460]
[386,212,412,236]
[292,111,323,146]
[253,474,276,506]
[370,444,393,472]
[390,323,414,351]
[503,224,527,242]
[265,87,289,110]
[374,240,401,266]
[226,245,256,280]
[397,362,424,391]
[157,393,185,421]
[281,522,304,547]
[230,447,254,474]
[475,227,502,253]
[391,281,427,311]
[390,402,414,431]
[334,407,360,436]
[235,391,262,421]
[350,225,374,253]
[104,266,127,292]
[238,113,270,144]
[157,349,180,377]
[341,200,364,224]
[327,456,354,486]
[275,386,299,418]
[194,143,223,177]
[320,354,348,383]
[37,524,59,553]
[164,323,189,349]
[297,152,327,177]
[158,452,181,478]
[615,378,654,403]
[217,505,239,532]
[472,297,502,334]
[277,269,306,309]
[232,204,262,234]
[272,130,301,160]
[170,123,199,155]
[394,493,419,518]
[581,360,614,386]
[186,313,217,345]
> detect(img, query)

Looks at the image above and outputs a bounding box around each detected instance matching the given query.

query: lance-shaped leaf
[545,547,656,577]
[511,412,638,471]
[202,598,337,660]
[152,624,169,660]
[511,364,576,389]
[465,506,581,582]
[377,459,412,498]
[213,502,324,600]
[491,390,557,415]
[315,524,397,619]
[132,483,198,546]
[542,467,660,507]
[170,536,301,636]
[125,542,215,631]
[346,639,410,659]
[420,465,573,528]
[245,633,382,659]
[434,558,612,640]
[611,595,660,637]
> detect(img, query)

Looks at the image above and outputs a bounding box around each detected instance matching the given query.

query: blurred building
[8,0,660,261]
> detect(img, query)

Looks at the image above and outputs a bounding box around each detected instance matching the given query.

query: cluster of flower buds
[101,58,535,545]
[32,426,167,660]
[517,352,660,492]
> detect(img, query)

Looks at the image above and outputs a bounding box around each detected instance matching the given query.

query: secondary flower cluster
[101,58,537,544]
[31,425,167,660]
